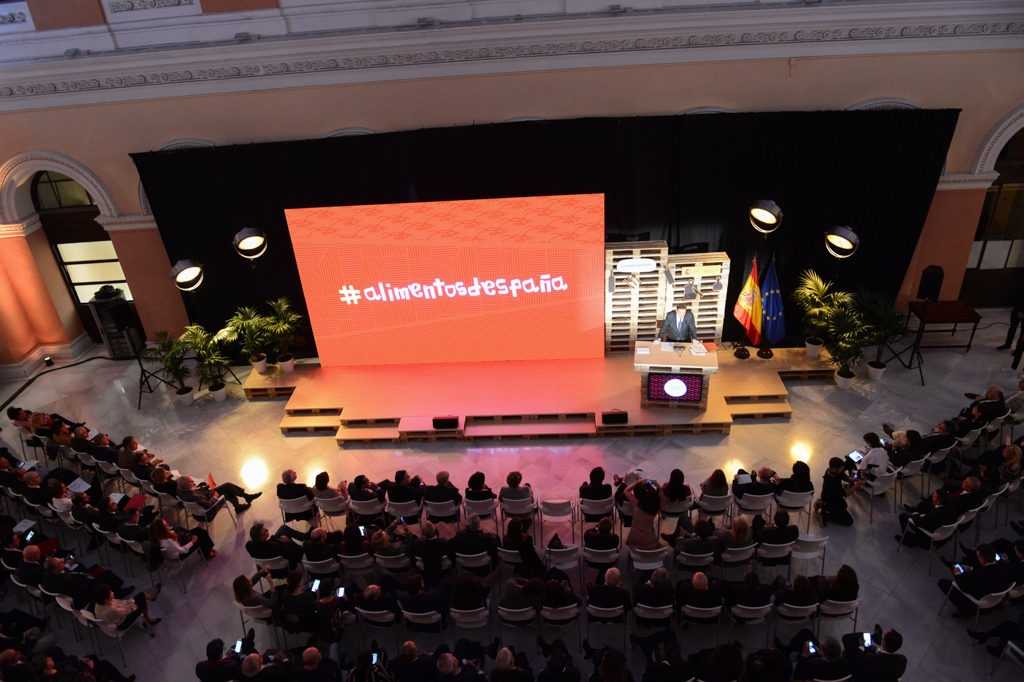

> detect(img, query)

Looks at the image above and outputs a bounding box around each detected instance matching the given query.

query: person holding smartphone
[840,628,907,681]
[196,636,256,682]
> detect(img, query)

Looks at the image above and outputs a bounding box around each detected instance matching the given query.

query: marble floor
[1,309,1023,682]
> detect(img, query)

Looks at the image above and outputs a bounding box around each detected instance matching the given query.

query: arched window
[31,170,97,211]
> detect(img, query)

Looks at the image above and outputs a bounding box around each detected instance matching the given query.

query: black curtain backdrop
[132,109,958,357]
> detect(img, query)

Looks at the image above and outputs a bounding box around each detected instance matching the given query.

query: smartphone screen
[67,555,74,563]
[807,642,817,655]
[16,462,24,468]
[862,633,872,648]
[24,531,34,543]
[399,517,405,525]
[336,587,345,598]
[954,564,964,574]
[847,451,864,463]
[234,640,243,654]
[358,526,365,536]
[310,579,321,593]
[371,653,378,665]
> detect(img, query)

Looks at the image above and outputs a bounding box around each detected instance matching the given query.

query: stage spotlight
[825,226,860,259]
[171,259,204,291]
[233,227,267,260]
[749,200,782,234]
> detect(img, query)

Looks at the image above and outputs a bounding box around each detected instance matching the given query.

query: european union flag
[761,258,786,345]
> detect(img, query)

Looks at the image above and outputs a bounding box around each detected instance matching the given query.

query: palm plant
[141,331,192,394]
[222,306,270,363]
[265,297,305,362]
[791,269,852,343]
[180,324,231,391]
[854,289,910,367]
[822,305,868,378]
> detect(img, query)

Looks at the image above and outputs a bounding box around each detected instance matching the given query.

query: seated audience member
[968,619,1024,657]
[70,427,94,455]
[233,572,277,608]
[841,627,907,682]
[7,407,81,436]
[536,648,580,682]
[774,575,819,608]
[1,648,37,682]
[93,582,161,634]
[131,450,162,482]
[785,634,851,681]
[949,540,1024,581]
[393,640,441,682]
[437,652,486,682]
[954,405,987,437]
[499,576,545,610]
[624,480,661,551]
[356,583,401,616]
[997,443,1022,483]
[743,647,791,682]
[813,565,860,603]
[896,490,959,548]
[246,521,306,572]
[303,527,343,562]
[296,646,340,682]
[815,457,865,527]
[346,649,392,682]
[452,514,499,570]
[411,521,454,583]
[676,572,721,624]
[909,476,984,517]
[579,467,612,503]
[499,471,534,504]
[776,461,814,494]
[700,469,729,499]
[17,546,44,588]
[584,517,619,551]
[312,471,349,501]
[150,467,179,498]
[687,643,744,682]
[371,521,415,558]
[715,518,754,552]
[277,469,316,523]
[70,491,100,531]
[48,480,71,513]
[672,519,720,555]
[279,570,317,631]
[586,567,632,614]
[240,652,293,682]
[117,436,160,470]
[752,509,799,558]
[465,471,497,502]
[492,647,534,682]
[451,576,486,611]
[503,517,545,578]
[639,640,689,682]
[89,432,119,464]
[850,433,890,477]
[633,567,674,609]
[961,385,1007,423]
[424,470,462,523]
[41,555,133,610]
[388,469,425,504]
[661,469,692,503]
[178,474,261,514]
[115,507,149,544]
[888,429,926,469]
[22,472,48,508]
[97,496,125,533]
[2,534,24,569]
[348,475,385,502]
[150,517,216,561]
[723,571,774,612]
[341,524,371,557]
[731,467,777,500]
[399,574,448,625]
[937,543,1013,618]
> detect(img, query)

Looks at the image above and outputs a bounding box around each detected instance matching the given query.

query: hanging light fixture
[232,227,267,260]
[749,200,782,234]
[825,226,860,259]
[170,259,204,291]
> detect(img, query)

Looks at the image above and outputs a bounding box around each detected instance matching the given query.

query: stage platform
[244,348,834,446]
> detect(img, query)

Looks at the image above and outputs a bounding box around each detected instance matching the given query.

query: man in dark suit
[677,519,721,556]
[302,527,343,562]
[196,637,255,682]
[961,386,1007,423]
[398,574,448,627]
[896,490,959,549]
[411,522,453,585]
[583,517,619,551]
[246,522,306,572]
[88,433,119,464]
[16,546,44,588]
[349,475,386,502]
[277,469,315,522]
[656,303,697,343]
[676,572,721,624]
[452,514,499,571]
[842,627,907,682]
[22,472,49,507]
[388,469,425,504]
[938,544,1013,618]
[791,636,852,681]
[70,427,94,455]
[586,567,632,614]
[357,583,402,616]
[1,534,25,570]
[41,556,132,609]
[579,467,612,502]
[732,467,777,500]
[116,508,149,544]
[752,509,799,565]
[392,640,442,682]
[423,470,462,524]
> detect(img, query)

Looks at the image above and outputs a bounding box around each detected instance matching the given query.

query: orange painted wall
[202,0,278,13]
[0,248,36,363]
[898,188,989,306]
[24,227,86,343]
[25,0,105,31]
[108,229,190,338]
[0,233,71,348]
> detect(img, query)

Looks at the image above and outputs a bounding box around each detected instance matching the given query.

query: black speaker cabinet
[601,411,629,425]
[432,417,459,430]
[917,265,944,301]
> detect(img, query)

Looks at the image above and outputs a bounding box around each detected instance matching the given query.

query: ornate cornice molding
[1,11,27,25]
[0,213,41,239]
[936,171,1001,191]
[109,0,194,12]
[94,213,158,231]
[847,97,923,111]
[0,17,1020,107]
[974,103,1024,174]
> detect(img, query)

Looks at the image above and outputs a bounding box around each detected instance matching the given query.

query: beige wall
[24,227,86,344]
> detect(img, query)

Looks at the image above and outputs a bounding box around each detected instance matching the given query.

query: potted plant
[791,270,852,357]
[855,289,911,381]
[141,331,194,405]
[266,297,305,373]
[224,306,270,374]
[823,305,867,389]
[181,324,232,402]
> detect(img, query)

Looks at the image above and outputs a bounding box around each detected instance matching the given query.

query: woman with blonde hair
[715,517,754,551]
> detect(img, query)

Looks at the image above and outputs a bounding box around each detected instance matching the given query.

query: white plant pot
[867,361,887,381]
[251,354,268,374]
[805,338,823,358]
[279,355,295,373]
[835,372,855,390]
[177,387,194,406]
[210,383,228,402]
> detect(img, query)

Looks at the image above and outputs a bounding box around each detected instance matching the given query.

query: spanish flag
[733,258,762,346]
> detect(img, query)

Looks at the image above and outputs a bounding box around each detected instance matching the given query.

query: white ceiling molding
[936,171,1001,191]
[0,150,119,224]
[973,102,1024,175]
[0,1,1019,112]
[846,97,923,110]
[156,138,216,150]
[322,127,379,137]
[102,0,202,26]
[680,106,735,114]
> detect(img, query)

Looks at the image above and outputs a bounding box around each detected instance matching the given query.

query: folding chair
[585,604,626,652]
[658,497,693,534]
[338,553,376,580]
[695,494,733,525]
[717,545,756,579]
[500,497,537,539]
[302,557,342,581]
[755,542,795,580]
[183,497,236,533]
[675,551,714,581]
[680,604,722,644]
[774,490,815,533]
[402,609,445,648]
[792,535,828,575]
[893,457,928,508]
[353,608,398,650]
[450,607,490,640]
[582,547,619,581]
[278,496,317,525]
[376,553,413,577]
[539,605,582,649]
[545,545,581,583]
[539,499,576,543]
[628,546,670,575]
[463,499,499,532]
[633,603,674,630]
[385,497,423,527]
[895,518,959,576]
[579,497,615,528]
[349,497,386,525]
[496,547,524,577]
[774,603,819,641]
[990,640,1024,676]
[924,445,954,494]
[859,470,899,522]
[938,582,1016,631]
[423,500,461,527]
[497,606,537,633]
[734,493,774,520]
[314,496,350,529]
[729,604,773,647]
[159,544,208,593]
[817,599,860,637]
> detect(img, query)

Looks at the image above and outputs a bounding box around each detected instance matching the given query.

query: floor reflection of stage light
[790,442,811,462]
[241,459,269,489]
[721,459,745,478]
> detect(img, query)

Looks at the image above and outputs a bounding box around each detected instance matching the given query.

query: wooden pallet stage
[243,348,834,445]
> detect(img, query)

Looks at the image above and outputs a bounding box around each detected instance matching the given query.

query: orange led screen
[285,194,606,366]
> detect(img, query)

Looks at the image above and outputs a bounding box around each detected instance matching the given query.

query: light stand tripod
[889,297,929,387]
[126,331,171,409]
